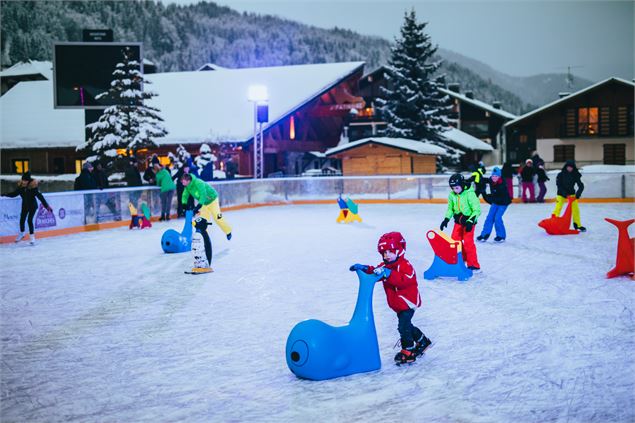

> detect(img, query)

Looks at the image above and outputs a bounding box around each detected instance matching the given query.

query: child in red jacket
[350,232,432,365]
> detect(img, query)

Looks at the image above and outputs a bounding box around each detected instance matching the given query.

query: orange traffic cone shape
[605,218,635,279]
[538,196,579,235]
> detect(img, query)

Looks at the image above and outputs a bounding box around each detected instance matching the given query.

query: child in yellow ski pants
[198,199,232,236]
[553,195,581,226]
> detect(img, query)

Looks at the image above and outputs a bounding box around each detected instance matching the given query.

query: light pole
[248,85,269,178]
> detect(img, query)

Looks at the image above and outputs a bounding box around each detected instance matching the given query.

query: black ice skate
[573,223,587,232]
[494,236,505,243]
[476,234,489,242]
[394,348,417,365]
[414,335,432,357]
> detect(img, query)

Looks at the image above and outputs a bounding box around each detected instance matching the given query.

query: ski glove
[193,204,203,214]
[349,264,369,272]
[440,218,450,231]
[373,267,391,278]
[464,220,474,232]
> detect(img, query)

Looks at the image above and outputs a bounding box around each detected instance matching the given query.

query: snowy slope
[1,202,634,422]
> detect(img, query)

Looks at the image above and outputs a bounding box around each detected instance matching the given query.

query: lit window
[519,134,528,144]
[159,156,171,166]
[75,159,86,174]
[13,159,29,174]
[290,116,295,140]
[578,107,598,136]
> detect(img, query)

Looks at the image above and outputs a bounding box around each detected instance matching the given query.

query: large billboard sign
[53,42,143,109]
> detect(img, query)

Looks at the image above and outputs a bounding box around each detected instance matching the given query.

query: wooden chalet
[325,137,446,175]
[504,77,634,168]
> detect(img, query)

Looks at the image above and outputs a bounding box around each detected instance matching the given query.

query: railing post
[387,178,391,200]
[417,177,421,200]
[247,181,252,203]
[622,174,626,199]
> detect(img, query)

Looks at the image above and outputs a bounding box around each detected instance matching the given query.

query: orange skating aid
[538,196,579,235]
[605,218,635,279]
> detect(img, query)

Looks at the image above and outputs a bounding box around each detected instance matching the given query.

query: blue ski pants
[480,204,508,239]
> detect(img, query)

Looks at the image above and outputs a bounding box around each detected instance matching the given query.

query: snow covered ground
[1,202,634,422]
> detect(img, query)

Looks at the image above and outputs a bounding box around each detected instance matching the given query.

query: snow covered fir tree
[377,9,460,170]
[79,47,168,167]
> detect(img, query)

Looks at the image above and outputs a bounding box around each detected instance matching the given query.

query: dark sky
[169,0,633,82]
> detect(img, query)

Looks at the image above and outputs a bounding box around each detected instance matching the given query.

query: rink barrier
[1,173,633,243]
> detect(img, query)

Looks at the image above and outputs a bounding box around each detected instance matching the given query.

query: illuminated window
[158,156,171,166]
[519,134,528,144]
[577,107,598,136]
[12,159,29,174]
[75,159,86,174]
[290,116,296,140]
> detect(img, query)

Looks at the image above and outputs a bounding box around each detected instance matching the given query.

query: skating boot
[29,234,36,245]
[15,232,25,243]
[413,335,432,357]
[394,347,417,365]
[476,234,489,242]
[494,236,506,243]
[573,223,587,232]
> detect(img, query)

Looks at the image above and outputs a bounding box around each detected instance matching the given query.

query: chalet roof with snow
[0,80,85,148]
[1,61,365,149]
[439,87,517,120]
[325,137,447,157]
[0,60,53,80]
[441,128,494,151]
[505,77,635,127]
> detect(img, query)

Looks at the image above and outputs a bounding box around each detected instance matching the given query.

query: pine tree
[377,9,457,169]
[78,46,168,167]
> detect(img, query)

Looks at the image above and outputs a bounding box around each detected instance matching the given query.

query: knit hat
[491,167,502,177]
[21,171,32,181]
[82,161,93,170]
[525,158,533,164]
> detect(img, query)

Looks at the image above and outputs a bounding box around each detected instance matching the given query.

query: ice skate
[29,234,36,245]
[15,232,25,243]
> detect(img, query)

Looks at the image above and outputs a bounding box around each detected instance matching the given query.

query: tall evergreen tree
[78,47,168,167]
[377,9,459,168]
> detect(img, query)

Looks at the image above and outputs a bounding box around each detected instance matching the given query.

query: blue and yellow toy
[336,195,362,223]
[285,269,382,380]
[423,230,473,282]
[161,210,193,253]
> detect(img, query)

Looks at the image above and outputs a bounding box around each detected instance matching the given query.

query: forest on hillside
[0,0,533,113]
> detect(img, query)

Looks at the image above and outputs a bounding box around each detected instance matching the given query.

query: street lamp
[248,85,269,178]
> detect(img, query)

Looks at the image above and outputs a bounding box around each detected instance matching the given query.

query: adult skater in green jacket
[181,173,232,240]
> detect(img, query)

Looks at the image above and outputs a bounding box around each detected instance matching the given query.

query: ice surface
[1,202,634,422]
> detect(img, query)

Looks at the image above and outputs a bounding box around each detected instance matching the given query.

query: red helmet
[377,232,407,257]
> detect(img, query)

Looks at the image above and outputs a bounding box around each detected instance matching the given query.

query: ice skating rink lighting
[247,85,268,103]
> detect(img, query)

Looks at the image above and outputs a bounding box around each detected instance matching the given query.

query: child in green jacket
[440,173,481,270]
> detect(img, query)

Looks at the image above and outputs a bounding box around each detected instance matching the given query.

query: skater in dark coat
[74,162,97,191]
[2,172,52,244]
[519,159,536,203]
[501,162,515,199]
[536,164,550,203]
[553,160,586,231]
[477,167,511,242]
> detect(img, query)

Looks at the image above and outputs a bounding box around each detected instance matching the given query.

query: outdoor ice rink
[1,202,634,422]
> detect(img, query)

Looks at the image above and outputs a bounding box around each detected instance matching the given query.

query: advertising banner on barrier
[0,195,85,236]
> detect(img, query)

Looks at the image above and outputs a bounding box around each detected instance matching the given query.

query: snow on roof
[0,60,53,80]
[441,128,494,151]
[196,63,228,71]
[324,137,447,156]
[506,77,635,127]
[147,61,365,145]
[0,80,85,149]
[0,61,364,149]
[439,87,517,120]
